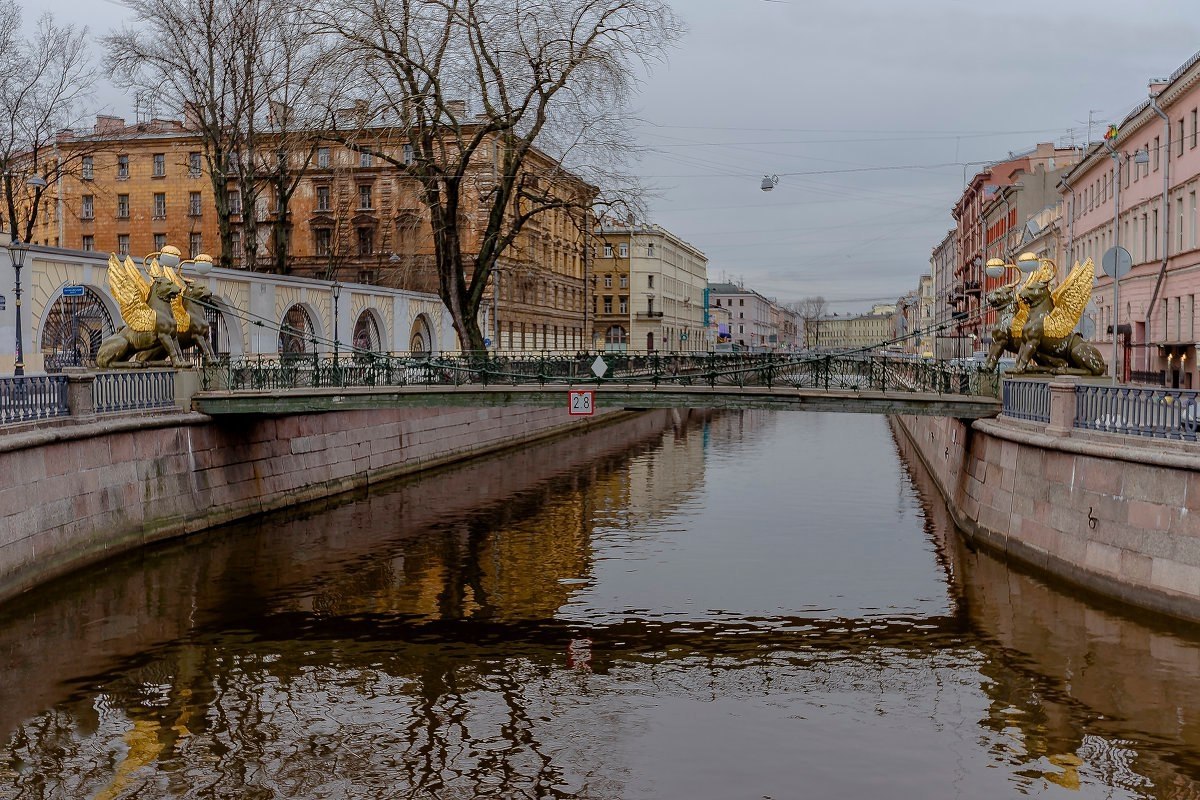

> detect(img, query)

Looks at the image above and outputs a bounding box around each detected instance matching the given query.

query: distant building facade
[590,221,708,352]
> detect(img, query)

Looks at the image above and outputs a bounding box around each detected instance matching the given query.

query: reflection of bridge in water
[195,352,1003,418]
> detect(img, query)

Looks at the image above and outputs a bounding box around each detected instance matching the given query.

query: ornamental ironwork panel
[40,288,116,372]
[1001,379,1051,423]
[1075,384,1200,441]
[93,370,177,414]
[0,376,70,425]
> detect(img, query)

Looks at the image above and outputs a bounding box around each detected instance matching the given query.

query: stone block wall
[895,413,1200,622]
[0,406,627,604]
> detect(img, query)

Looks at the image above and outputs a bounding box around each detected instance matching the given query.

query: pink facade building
[1062,50,1200,387]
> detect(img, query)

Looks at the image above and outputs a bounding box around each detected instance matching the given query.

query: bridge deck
[192,384,1001,419]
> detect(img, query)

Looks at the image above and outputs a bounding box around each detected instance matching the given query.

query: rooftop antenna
[134,90,158,124]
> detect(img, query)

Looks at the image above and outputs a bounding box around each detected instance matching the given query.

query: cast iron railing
[0,375,70,425]
[1001,379,1051,423]
[1075,384,1200,441]
[203,351,1001,398]
[93,370,176,414]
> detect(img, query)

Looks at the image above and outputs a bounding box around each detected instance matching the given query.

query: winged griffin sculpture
[1010,257,1106,376]
[96,252,192,368]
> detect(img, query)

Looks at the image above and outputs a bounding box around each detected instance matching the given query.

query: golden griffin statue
[982,256,1105,376]
[96,246,216,368]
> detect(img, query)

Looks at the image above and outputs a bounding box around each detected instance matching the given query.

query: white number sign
[568,390,595,416]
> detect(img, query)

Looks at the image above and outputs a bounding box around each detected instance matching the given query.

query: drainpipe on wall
[1145,91,1172,371]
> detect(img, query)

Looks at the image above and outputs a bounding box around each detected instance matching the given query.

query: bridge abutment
[894,410,1200,623]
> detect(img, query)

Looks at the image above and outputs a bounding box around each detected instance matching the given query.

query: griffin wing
[164,265,190,334]
[1011,262,1054,339]
[1045,258,1095,339]
[107,254,157,332]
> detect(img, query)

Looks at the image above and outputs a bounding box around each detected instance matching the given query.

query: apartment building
[32,114,596,352]
[590,221,708,352]
[1061,50,1200,387]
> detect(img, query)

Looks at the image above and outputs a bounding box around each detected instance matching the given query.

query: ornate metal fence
[93,370,177,414]
[204,351,1000,398]
[1075,384,1200,441]
[1001,379,1052,423]
[0,376,70,425]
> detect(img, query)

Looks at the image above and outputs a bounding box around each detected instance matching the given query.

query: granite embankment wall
[0,406,632,605]
[893,412,1200,622]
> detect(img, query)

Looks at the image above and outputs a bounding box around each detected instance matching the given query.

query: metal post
[13,256,23,376]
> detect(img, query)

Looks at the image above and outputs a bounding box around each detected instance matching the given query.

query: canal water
[2,410,1200,798]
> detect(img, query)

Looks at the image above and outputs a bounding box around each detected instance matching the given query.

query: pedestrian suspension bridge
[193,352,1002,419]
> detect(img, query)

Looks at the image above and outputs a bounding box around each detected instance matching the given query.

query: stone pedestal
[1046,376,1080,437]
[62,368,96,420]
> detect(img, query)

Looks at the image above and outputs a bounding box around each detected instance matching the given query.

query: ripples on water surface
[3,410,1200,798]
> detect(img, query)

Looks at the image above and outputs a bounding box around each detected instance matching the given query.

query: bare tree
[308,0,682,352]
[0,1,93,242]
[105,0,325,272]
[790,296,827,349]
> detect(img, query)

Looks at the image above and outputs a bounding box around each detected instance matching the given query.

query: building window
[360,150,372,168]
[1180,120,1186,157]
[647,274,654,289]
[81,195,93,220]
[358,185,372,209]
[647,242,655,256]
[154,233,167,251]
[619,275,628,288]
[603,244,612,258]
[316,185,330,211]
[618,243,628,258]
[619,296,627,313]
[81,156,93,181]
[227,190,241,215]
[739,298,744,306]
[153,192,167,218]
[153,153,165,177]
[1193,109,1198,149]
[603,295,612,313]
[314,228,330,255]
[604,274,612,287]
[230,230,241,260]
[82,235,94,251]
[189,191,202,216]
[189,233,203,258]
[317,147,330,168]
[117,234,130,255]
[402,144,413,165]
[117,155,129,179]
[357,226,374,255]
[116,194,129,219]
[189,152,202,178]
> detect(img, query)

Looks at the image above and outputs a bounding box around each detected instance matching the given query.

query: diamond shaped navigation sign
[591,356,608,378]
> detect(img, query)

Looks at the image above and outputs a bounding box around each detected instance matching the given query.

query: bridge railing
[92,370,177,414]
[0,375,71,425]
[1001,379,1051,423]
[1075,383,1200,441]
[203,351,1000,398]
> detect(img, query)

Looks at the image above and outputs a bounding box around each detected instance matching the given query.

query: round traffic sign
[1102,246,1132,278]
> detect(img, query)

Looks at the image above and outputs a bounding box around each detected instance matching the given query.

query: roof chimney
[93,114,126,134]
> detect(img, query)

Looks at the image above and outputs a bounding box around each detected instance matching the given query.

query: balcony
[963,280,981,294]
[636,311,664,319]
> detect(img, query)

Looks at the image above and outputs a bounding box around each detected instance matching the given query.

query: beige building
[590,222,708,352]
[814,304,897,351]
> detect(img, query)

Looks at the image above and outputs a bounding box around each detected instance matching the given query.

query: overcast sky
[37,0,1200,311]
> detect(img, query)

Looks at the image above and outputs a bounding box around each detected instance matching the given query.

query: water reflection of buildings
[893,419,1200,798]
[0,409,715,799]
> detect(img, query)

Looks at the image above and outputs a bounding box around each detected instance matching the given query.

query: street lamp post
[331,280,341,367]
[7,239,29,376]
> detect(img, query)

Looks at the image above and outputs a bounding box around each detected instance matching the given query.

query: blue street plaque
[62,285,85,297]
